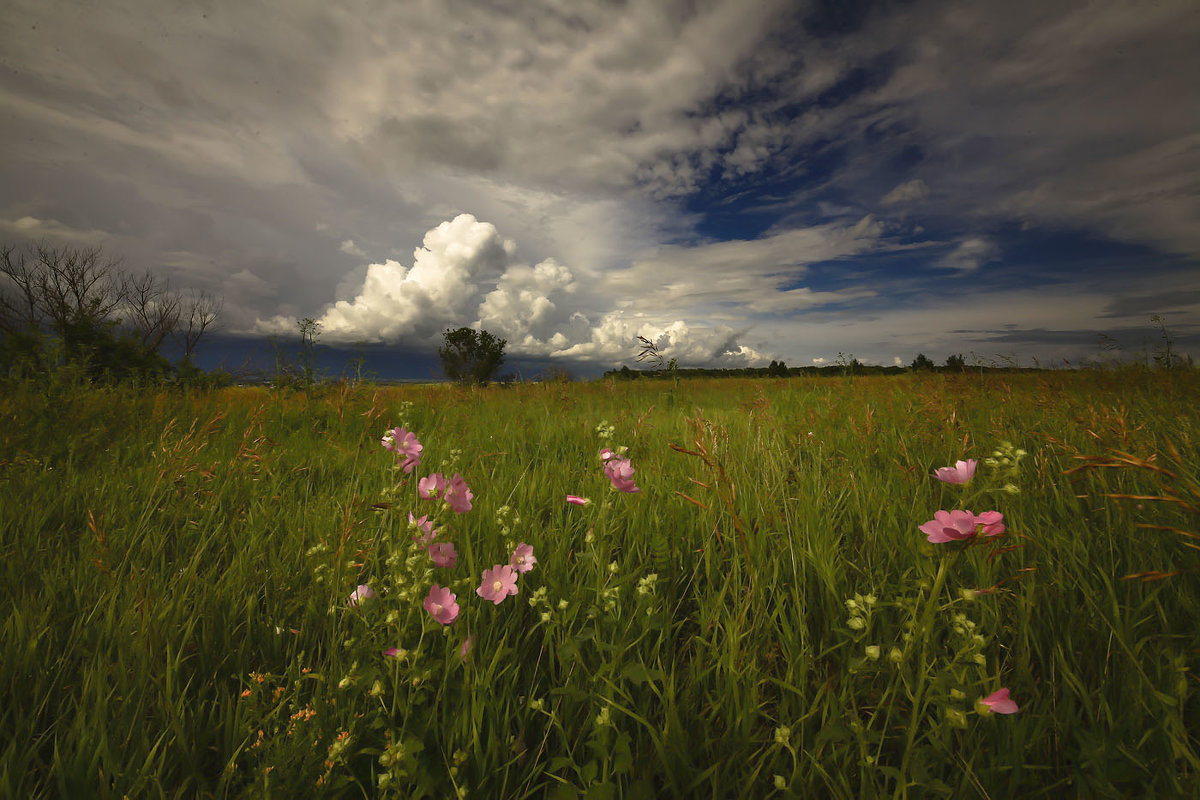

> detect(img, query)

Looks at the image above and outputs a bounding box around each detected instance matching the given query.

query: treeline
[0,242,226,386]
[603,355,1044,381]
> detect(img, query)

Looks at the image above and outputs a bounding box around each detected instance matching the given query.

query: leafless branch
[178,288,223,358]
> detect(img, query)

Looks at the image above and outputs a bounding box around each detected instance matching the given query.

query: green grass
[1,371,1198,798]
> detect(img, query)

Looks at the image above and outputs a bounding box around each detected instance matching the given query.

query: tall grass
[1,370,1197,798]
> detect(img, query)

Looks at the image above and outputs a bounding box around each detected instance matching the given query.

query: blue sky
[2,0,1197,377]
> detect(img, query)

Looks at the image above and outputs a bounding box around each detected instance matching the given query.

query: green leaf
[619,662,663,686]
[583,781,616,800]
[547,756,574,773]
[611,731,633,776]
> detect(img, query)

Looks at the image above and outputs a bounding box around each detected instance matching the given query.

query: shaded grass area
[1,371,1198,798]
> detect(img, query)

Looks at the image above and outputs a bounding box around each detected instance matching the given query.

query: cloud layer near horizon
[257,213,779,366]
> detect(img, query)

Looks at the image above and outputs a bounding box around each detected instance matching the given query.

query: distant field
[2,371,1198,798]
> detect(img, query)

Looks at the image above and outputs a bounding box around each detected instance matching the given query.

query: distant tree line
[603,352,1047,381]
[0,241,225,386]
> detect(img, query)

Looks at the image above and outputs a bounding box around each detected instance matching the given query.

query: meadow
[1,370,1198,798]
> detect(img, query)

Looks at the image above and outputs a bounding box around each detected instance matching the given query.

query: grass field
[2,370,1198,798]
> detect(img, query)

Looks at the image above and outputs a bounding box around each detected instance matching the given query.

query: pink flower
[427,541,458,568]
[934,459,977,484]
[423,584,460,625]
[418,473,447,500]
[408,512,437,545]
[444,473,474,514]
[383,647,402,658]
[600,448,615,461]
[977,688,1020,715]
[920,510,1007,543]
[476,564,519,605]
[566,495,590,505]
[383,428,423,473]
[510,543,537,574]
[347,583,375,608]
[604,457,640,493]
[975,510,1006,536]
[459,635,473,658]
[919,510,978,543]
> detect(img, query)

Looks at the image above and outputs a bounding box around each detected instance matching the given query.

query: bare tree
[177,288,223,359]
[124,270,181,351]
[0,241,126,336]
[0,244,41,335]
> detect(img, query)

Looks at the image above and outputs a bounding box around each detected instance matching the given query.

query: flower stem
[896,552,953,799]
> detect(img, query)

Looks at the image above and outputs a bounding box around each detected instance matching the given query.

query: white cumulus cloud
[256,213,770,367]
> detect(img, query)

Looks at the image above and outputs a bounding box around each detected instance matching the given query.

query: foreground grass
[1,371,1198,798]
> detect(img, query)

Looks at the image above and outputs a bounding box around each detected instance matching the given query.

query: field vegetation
[2,369,1198,798]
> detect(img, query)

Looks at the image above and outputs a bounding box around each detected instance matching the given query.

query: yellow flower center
[492,580,503,592]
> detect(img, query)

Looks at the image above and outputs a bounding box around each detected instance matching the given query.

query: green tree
[298,317,322,389]
[945,353,966,372]
[438,327,506,385]
[912,352,940,371]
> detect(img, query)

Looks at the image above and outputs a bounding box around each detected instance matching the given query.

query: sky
[2,0,1198,377]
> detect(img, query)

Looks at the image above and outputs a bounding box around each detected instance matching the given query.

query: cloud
[603,215,885,315]
[0,215,112,246]
[935,237,1001,275]
[339,239,366,257]
[880,179,929,205]
[257,214,769,366]
[840,0,1200,260]
[259,214,513,342]
[552,313,768,366]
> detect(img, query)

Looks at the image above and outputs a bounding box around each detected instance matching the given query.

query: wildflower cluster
[565,424,645,503]
[243,412,644,794]
[915,452,1023,715]
[381,426,422,474]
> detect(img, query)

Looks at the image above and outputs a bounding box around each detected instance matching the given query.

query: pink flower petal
[423,584,460,625]
[428,541,458,568]
[444,473,474,514]
[566,495,590,505]
[980,688,1020,714]
[476,565,519,605]
[934,459,977,485]
[975,510,1006,536]
[419,473,447,500]
[510,543,537,574]
[347,583,376,607]
[920,510,977,543]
